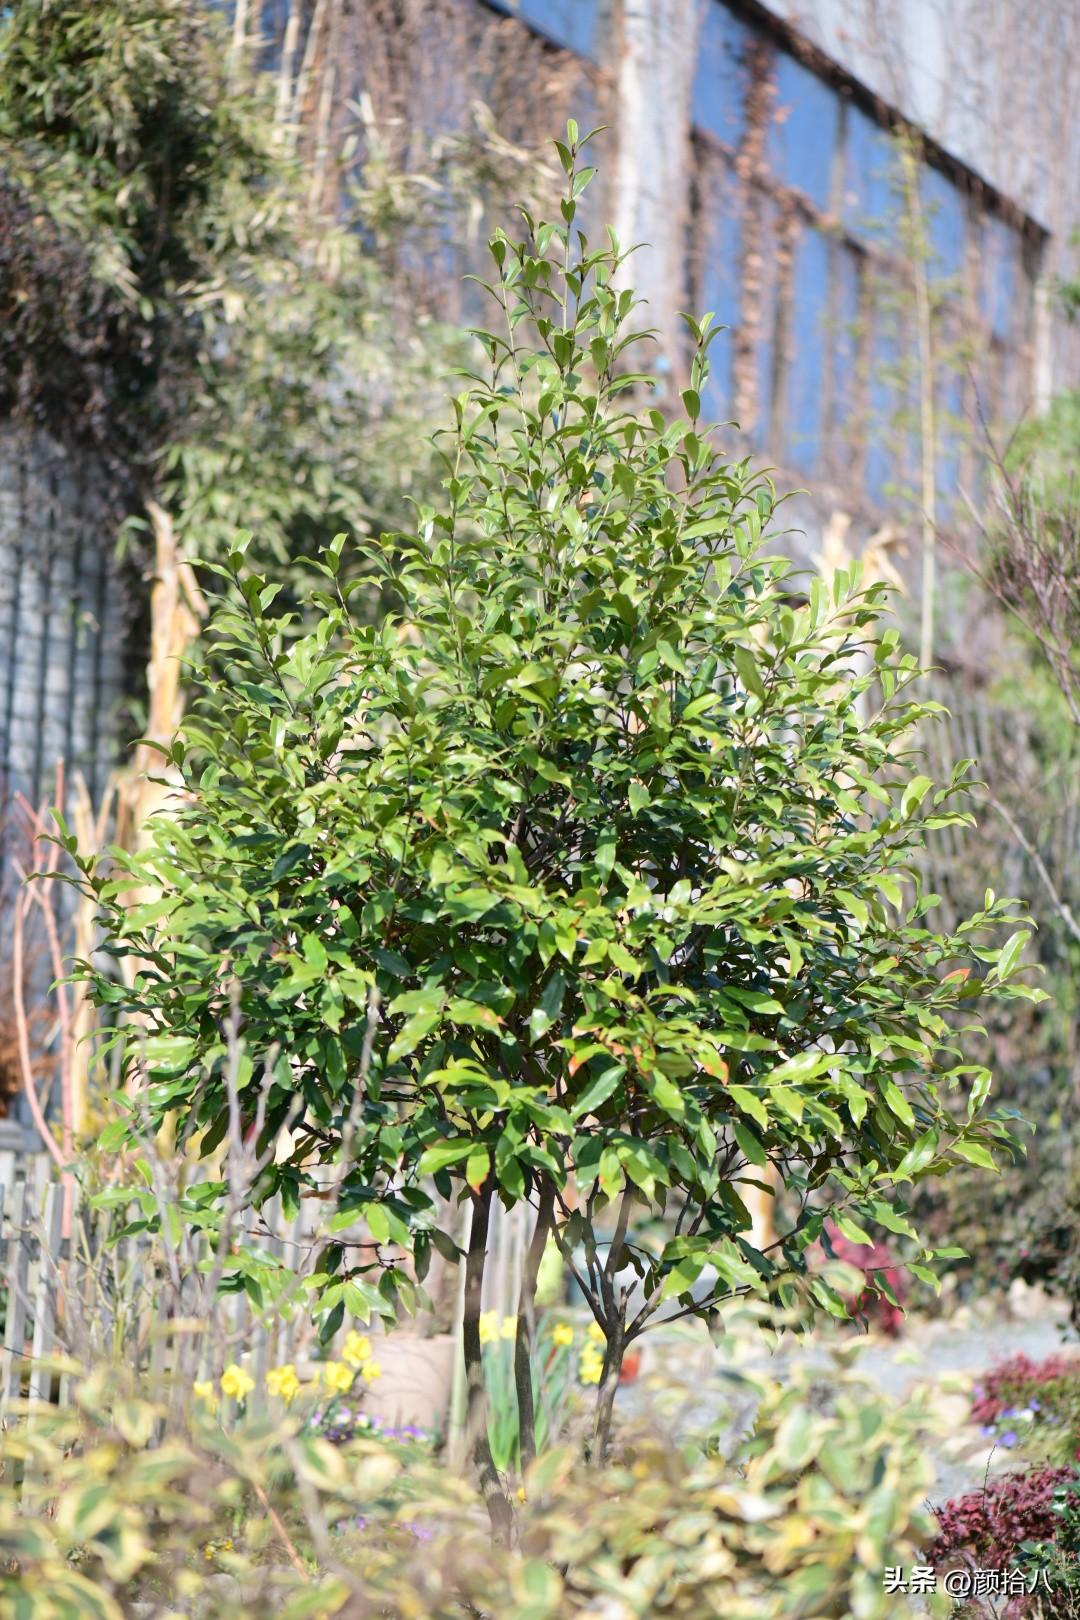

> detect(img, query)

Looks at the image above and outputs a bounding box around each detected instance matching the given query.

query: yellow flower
[266,1363,301,1404]
[500,1315,518,1341]
[551,1322,574,1348]
[587,1320,606,1345]
[360,1359,382,1383]
[323,1361,355,1395]
[342,1330,373,1370]
[578,1353,603,1386]
[516,1486,526,1503]
[193,1380,218,1412]
[220,1364,254,1401]
[478,1311,500,1346]
[579,1339,605,1387]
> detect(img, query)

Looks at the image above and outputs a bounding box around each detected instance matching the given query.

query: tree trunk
[590,1187,633,1467]
[513,1177,555,1475]
[591,1318,625,1468]
[461,1179,513,1544]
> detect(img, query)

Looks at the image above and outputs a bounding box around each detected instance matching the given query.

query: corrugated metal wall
[0,423,139,1143]
[0,424,132,817]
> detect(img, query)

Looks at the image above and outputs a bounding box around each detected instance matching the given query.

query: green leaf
[466,1146,490,1191]
[661,1254,705,1300]
[879,1077,916,1127]
[767,1049,828,1084]
[628,780,651,815]
[733,644,767,702]
[97,1119,130,1153]
[728,1084,768,1131]
[418,1139,474,1175]
[774,1405,819,1470]
[388,1007,442,1062]
[835,889,869,930]
[530,972,567,1041]
[733,1120,767,1167]
[994,929,1030,981]
[657,639,689,677]
[951,1138,999,1171]
[570,1066,623,1119]
[649,1072,685,1118]
[900,775,932,818]
[832,1212,874,1247]
[594,830,617,881]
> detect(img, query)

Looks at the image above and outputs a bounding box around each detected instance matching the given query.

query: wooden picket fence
[0,1160,320,1421]
[0,1149,526,1424]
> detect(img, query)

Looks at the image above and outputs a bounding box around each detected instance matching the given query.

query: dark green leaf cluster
[64,128,1039,1333]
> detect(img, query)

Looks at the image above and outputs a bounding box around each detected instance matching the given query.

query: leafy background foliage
[0,0,481,583]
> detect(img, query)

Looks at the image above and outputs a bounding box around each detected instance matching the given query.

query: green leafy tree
[64,126,1038,1533]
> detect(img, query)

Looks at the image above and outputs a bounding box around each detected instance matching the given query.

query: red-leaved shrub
[818,1219,908,1335]
[930,1467,1074,1571]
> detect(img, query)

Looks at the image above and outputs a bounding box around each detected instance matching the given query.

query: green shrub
[0,1356,948,1620]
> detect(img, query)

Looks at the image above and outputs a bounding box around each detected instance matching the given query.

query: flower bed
[970,1351,1080,1460]
[929,1350,1080,1614]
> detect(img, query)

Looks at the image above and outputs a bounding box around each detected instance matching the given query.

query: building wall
[479,0,1076,647]
[248,0,1080,643]
[760,0,1080,392]
[761,1,1080,237]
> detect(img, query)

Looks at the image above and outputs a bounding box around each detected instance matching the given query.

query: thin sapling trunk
[514,1176,555,1474]
[461,1179,513,1543]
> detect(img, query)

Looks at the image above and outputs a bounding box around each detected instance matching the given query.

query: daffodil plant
[69,125,1038,1534]
[191,1330,381,1424]
[479,1314,578,1474]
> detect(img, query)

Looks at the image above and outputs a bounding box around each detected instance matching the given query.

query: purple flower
[1001,1431,1019,1448]
[1001,1407,1017,1420]
[981,1425,996,1438]
[1031,1399,1042,1412]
